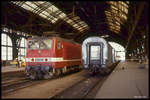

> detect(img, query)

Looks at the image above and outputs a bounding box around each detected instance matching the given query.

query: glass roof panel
[47,15,55,20]
[37,1,45,4]
[109,26,114,30]
[78,21,86,25]
[109,24,120,30]
[119,1,129,8]
[111,5,118,10]
[11,1,89,33]
[73,24,78,28]
[109,29,119,33]
[66,19,73,24]
[21,3,33,12]
[115,21,120,26]
[105,1,129,34]
[78,27,83,30]
[126,1,129,4]
[59,13,66,19]
[47,5,58,12]
[42,11,50,16]
[108,22,114,26]
[111,9,117,14]
[25,2,37,8]
[72,16,80,21]
[51,20,56,23]
[82,25,88,28]
[39,13,47,18]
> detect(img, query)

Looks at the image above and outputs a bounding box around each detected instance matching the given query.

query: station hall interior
[1,1,149,99]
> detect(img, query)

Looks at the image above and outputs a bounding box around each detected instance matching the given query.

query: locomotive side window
[28,40,39,49]
[57,41,61,49]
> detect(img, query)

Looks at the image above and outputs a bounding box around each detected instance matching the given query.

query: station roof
[1,1,148,48]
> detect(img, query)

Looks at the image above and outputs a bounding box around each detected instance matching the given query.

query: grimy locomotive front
[82,36,116,75]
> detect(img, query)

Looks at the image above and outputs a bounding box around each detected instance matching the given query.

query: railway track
[51,74,107,98]
[2,70,25,78]
[2,62,119,98]
[2,78,32,94]
[2,71,33,94]
[2,69,83,95]
[2,77,56,95]
[51,62,119,99]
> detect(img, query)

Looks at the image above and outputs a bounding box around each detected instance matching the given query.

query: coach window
[57,41,61,49]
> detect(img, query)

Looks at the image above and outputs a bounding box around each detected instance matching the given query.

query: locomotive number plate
[35,58,44,62]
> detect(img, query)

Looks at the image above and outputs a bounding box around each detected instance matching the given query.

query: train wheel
[62,67,67,74]
[74,66,80,72]
[25,72,30,79]
[30,71,37,80]
[67,67,71,73]
[37,71,43,79]
[55,69,61,76]
[43,72,53,79]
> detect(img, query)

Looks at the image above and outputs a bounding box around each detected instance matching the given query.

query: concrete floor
[95,61,149,98]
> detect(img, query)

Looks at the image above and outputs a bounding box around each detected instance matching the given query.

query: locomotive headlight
[31,58,34,62]
[45,58,48,62]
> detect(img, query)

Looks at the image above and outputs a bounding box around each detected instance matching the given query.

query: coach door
[87,43,103,65]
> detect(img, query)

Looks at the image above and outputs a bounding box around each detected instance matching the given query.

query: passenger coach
[82,36,116,74]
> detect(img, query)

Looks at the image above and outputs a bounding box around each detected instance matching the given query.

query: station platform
[95,61,149,98]
[1,66,25,73]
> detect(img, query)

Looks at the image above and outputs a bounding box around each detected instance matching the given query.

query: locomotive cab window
[28,39,52,49]
[57,41,61,49]
[28,40,39,49]
[40,39,52,49]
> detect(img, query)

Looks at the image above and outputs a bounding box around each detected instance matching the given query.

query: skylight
[11,1,89,33]
[105,1,129,34]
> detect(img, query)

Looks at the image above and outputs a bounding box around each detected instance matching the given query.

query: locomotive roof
[54,36,81,45]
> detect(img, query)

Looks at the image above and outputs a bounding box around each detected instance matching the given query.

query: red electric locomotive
[25,36,82,79]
